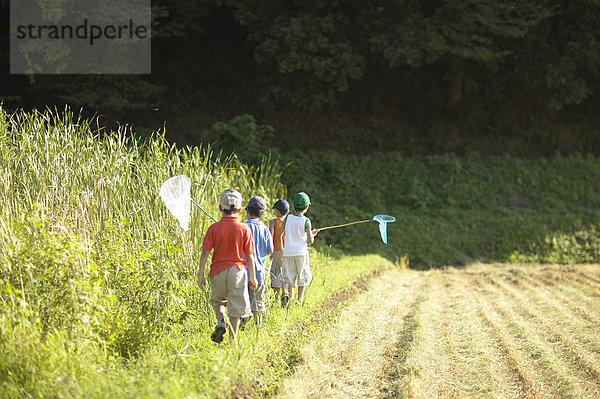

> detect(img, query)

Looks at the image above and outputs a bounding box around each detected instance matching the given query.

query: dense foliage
[281,150,600,267]
[2,1,600,154]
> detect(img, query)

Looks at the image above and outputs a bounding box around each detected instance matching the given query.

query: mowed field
[278,264,600,399]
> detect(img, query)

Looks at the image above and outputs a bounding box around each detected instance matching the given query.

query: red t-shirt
[202,214,255,277]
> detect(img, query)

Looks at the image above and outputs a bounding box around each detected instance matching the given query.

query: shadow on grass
[382,276,432,398]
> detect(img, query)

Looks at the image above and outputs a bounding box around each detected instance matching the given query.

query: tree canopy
[1,0,600,154]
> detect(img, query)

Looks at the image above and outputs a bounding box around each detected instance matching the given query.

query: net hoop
[160,175,192,231]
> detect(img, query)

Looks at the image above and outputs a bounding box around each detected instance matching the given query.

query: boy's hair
[294,205,309,212]
[222,208,237,215]
[247,206,265,218]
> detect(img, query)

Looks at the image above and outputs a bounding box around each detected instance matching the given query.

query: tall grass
[0,107,387,398]
[0,107,283,394]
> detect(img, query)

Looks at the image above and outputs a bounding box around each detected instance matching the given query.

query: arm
[306,219,316,245]
[197,250,210,290]
[275,216,287,260]
[246,254,258,290]
[268,219,275,236]
[267,229,274,256]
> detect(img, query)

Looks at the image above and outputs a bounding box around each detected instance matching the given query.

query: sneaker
[211,321,226,343]
[281,293,290,307]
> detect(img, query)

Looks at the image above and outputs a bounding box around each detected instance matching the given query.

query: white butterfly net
[160,175,192,231]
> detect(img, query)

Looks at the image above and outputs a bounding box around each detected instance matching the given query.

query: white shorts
[281,254,312,287]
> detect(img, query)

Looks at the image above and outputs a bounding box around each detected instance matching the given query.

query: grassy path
[277,268,425,398]
[276,263,600,398]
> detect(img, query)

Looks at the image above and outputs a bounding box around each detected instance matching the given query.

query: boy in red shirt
[197,189,258,343]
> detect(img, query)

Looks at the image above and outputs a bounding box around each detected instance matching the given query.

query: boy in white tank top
[275,192,319,306]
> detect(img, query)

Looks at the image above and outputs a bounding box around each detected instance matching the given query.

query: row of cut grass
[489,273,600,385]
[378,264,600,399]
[483,277,593,398]
[285,264,600,398]
[278,268,424,399]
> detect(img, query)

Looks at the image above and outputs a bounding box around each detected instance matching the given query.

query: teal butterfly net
[317,214,396,244]
[372,214,396,244]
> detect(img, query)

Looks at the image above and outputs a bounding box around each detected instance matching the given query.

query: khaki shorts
[270,252,283,288]
[209,266,251,318]
[249,281,266,312]
[282,254,312,287]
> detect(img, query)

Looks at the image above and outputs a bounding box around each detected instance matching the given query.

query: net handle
[317,219,372,231]
[191,198,218,222]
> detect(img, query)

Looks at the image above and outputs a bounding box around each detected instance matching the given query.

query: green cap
[293,192,311,208]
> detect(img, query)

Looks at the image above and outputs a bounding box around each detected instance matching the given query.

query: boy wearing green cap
[275,192,318,306]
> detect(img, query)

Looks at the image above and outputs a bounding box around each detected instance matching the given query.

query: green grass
[0,107,390,398]
[4,106,600,397]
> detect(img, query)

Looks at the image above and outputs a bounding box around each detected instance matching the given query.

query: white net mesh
[160,175,192,231]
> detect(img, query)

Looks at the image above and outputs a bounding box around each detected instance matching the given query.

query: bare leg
[209,304,228,343]
[297,285,306,302]
[214,304,226,323]
[252,311,262,327]
[229,316,240,342]
[281,282,292,306]
[283,282,292,296]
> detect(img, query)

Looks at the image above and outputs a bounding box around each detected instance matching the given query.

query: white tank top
[283,214,309,256]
